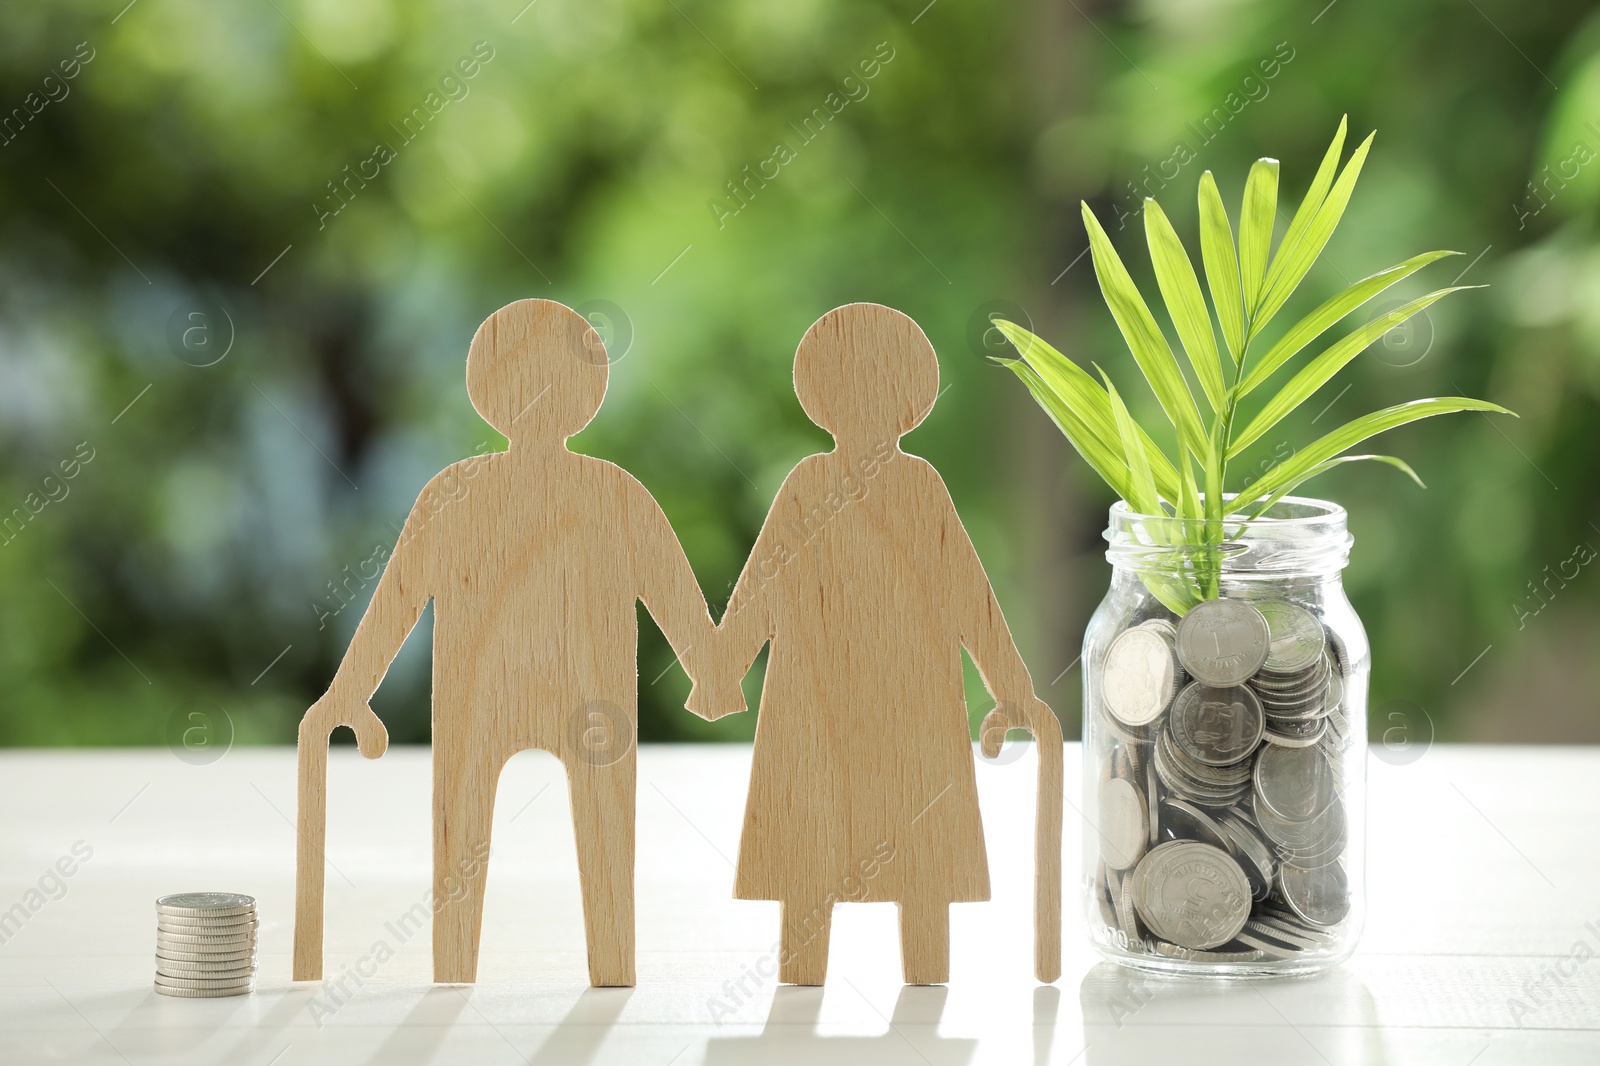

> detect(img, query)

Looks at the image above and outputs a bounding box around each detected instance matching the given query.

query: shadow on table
[362,986,473,1066]
[523,986,634,1065]
[363,984,629,1066]
[94,984,318,1062]
[1077,961,1390,1065]
[704,984,977,1065]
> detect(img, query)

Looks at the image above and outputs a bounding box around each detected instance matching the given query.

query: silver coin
[1096,861,1118,929]
[1139,617,1178,641]
[1150,941,1266,963]
[1098,777,1148,871]
[1259,703,1327,727]
[1326,706,1351,744]
[1252,671,1329,704]
[156,892,256,918]
[1170,682,1264,766]
[1158,798,1234,854]
[1113,869,1143,947]
[1102,626,1182,727]
[1229,928,1300,958]
[1251,907,1336,944]
[1256,798,1347,862]
[1254,744,1336,821]
[1254,684,1327,710]
[1259,689,1329,717]
[154,982,255,998]
[1160,728,1252,788]
[1129,840,1252,950]
[1154,732,1247,805]
[158,947,257,964]
[1214,810,1277,900]
[1175,599,1270,687]
[1242,917,1324,952]
[1256,694,1328,719]
[1106,744,1129,785]
[157,963,257,982]
[158,915,258,932]
[1324,625,1354,677]
[1254,669,1329,698]
[1280,861,1351,927]
[1264,717,1329,748]
[1125,738,1146,783]
[1096,696,1157,746]
[156,955,258,975]
[154,973,257,991]
[1257,601,1326,674]
[157,931,255,948]
[155,943,257,960]
[1145,755,1161,847]
[1252,664,1328,696]
[1110,739,1148,787]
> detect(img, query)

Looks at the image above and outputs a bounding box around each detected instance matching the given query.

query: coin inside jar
[1175,599,1270,687]
[1169,682,1264,766]
[1256,600,1326,674]
[1128,840,1252,950]
[1157,797,1233,852]
[1098,777,1148,871]
[1101,625,1182,727]
[1279,861,1351,927]
[1254,743,1337,822]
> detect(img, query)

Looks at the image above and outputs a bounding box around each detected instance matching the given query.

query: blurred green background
[1,0,1596,750]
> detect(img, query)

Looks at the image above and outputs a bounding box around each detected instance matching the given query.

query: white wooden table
[0,744,1594,1064]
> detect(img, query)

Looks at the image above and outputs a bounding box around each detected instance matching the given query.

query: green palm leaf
[1240,158,1280,317]
[1237,250,1460,398]
[992,119,1517,612]
[1101,369,1161,518]
[1261,116,1347,302]
[1000,358,1135,502]
[1228,286,1475,458]
[1248,454,1423,517]
[1081,202,1209,457]
[1146,199,1227,413]
[1199,172,1245,364]
[1230,398,1514,513]
[1252,130,1375,339]
[1178,448,1202,523]
[994,319,1181,500]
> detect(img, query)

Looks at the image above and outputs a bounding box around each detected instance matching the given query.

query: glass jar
[1082,496,1367,976]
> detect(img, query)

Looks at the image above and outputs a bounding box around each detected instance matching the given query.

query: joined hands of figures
[686,674,748,722]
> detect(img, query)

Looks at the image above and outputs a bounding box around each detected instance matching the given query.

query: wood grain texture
[295,299,718,986]
[690,302,1063,985]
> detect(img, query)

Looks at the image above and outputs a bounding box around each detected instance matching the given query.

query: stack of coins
[1250,601,1342,748]
[155,892,258,997]
[1093,595,1354,963]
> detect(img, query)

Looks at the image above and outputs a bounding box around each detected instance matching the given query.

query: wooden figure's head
[466,299,608,442]
[793,303,939,447]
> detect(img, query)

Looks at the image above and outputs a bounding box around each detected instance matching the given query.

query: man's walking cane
[294,705,387,981]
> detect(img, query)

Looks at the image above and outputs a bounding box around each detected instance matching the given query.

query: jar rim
[1108,494,1347,530]
[1105,494,1352,575]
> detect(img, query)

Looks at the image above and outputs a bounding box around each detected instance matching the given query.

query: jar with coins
[1083,496,1366,975]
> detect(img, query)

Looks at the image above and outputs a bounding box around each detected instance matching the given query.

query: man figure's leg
[433,740,503,983]
[565,748,636,986]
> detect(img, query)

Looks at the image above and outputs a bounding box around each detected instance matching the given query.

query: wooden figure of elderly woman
[692,302,1062,985]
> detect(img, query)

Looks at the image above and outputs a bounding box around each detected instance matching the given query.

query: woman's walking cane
[983,698,1063,983]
